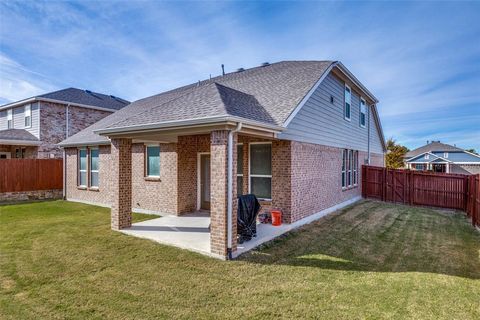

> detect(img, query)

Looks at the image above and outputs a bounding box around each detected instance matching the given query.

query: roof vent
[261,62,270,67]
[110,95,116,99]
[236,68,245,73]
[85,90,92,94]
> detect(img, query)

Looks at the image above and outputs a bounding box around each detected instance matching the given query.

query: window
[7,109,13,129]
[342,150,347,188]
[89,148,99,188]
[344,85,351,121]
[342,149,358,189]
[24,104,31,128]
[360,98,366,128]
[146,145,160,177]
[249,143,272,200]
[78,149,87,187]
[424,154,429,160]
[237,144,243,196]
[444,152,448,158]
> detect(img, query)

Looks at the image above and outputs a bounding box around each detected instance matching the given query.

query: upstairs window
[344,85,351,121]
[89,148,99,188]
[24,104,32,128]
[444,152,449,158]
[250,143,272,200]
[146,145,160,177]
[424,154,429,160]
[360,98,366,128]
[7,109,13,129]
[78,149,87,187]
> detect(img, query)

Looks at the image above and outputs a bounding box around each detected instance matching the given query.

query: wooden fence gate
[362,165,480,228]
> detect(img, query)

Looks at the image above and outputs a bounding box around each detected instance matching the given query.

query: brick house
[405,141,480,174]
[0,88,129,159]
[59,61,386,259]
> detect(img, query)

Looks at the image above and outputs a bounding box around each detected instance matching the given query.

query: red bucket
[271,210,282,226]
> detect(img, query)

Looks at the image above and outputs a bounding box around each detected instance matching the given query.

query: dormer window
[444,152,448,158]
[424,154,429,160]
[7,109,13,129]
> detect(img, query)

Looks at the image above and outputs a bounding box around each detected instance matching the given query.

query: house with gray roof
[59,60,386,259]
[0,88,129,159]
[405,141,480,174]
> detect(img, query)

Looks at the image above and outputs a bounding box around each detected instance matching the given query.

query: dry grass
[1,200,479,319]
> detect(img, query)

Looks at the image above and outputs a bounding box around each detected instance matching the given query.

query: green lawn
[0,200,479,319]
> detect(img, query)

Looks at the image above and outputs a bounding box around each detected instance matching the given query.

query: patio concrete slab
[119,211,213,256]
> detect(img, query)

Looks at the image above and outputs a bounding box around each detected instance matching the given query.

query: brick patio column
[210,130,238,257]
[110,138,132,230]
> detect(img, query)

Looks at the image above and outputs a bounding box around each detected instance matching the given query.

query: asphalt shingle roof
[0,129,39,141]
[405,141,463,158]
[59,61,334,146]
[38,88,129,111]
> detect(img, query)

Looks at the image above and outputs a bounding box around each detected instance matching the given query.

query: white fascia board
[94,115,284,136]
[0,97,119,113]
[0,139,42,146]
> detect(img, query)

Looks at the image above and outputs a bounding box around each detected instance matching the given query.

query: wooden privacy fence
[362,165,480,228]
[0,159,63,193]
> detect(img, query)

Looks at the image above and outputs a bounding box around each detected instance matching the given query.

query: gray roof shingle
[59,61,334,146]
[405,141,463,158]
[0,129,39,142]
[38,88,129,111]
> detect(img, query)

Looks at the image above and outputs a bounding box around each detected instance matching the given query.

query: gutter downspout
[227,122,242,259]
[63,148,66,200]
[367,104,371,164]
[66,104,70,138]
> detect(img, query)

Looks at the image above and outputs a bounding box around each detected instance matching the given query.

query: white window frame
[344,84,351,121]
[424,154,429,160]
[237,143,244,195]
[7,109,13,129]
[348,149,353,187]
[444,152,448,158]
[24,104,32,128]
[359,98,366,128]
[89,147,99,188]
[341,149,347,189]
[353,151,358,186]
[248,142,272,201]
[78,148,88,187]
[145,144,160,177]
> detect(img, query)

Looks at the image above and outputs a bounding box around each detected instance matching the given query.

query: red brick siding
[0,145,37,159]
[110,138,132,230]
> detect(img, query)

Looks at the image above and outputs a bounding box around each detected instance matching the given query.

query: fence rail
[362,165,480,228]
[0,159,63,193]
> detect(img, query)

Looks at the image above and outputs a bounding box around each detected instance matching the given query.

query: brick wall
[110,138,132,230]
[38,102,111,159]
[0,189,62,202]
[0,145,37,159]
[132,143,178,214]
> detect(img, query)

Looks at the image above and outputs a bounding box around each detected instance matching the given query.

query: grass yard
[0,200,479,319]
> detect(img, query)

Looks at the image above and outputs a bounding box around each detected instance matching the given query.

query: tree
[466,148,478,155]
[385,138,409,169]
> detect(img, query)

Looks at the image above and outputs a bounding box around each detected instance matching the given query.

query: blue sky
[0,1,479,151]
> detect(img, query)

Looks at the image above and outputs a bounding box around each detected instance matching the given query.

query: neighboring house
[0,88,129,159]
[59,60,386,259]
[405,141,480,174]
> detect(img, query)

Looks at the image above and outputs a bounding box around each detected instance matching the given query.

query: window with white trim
[342,149,358,188]
[444,152,448,158]
[344,85,351,121]
[360,98,366,128]
[237,144,243,196]
[146,145,160,177]
[249,143,272,200]
[89,148,99,188]
[424,154,429,160]
[24,104,31,128]
[78,149,87,187]
[7,109,13,129]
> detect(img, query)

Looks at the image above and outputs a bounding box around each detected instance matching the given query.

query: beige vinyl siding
[3,103,40,138]
[279,72,384,154]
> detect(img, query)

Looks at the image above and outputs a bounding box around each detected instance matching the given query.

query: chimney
[221,64,225,76]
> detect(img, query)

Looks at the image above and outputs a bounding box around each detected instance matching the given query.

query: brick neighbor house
[405,141,480,174]
[0,88,129,159]
[59,61,386,259]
